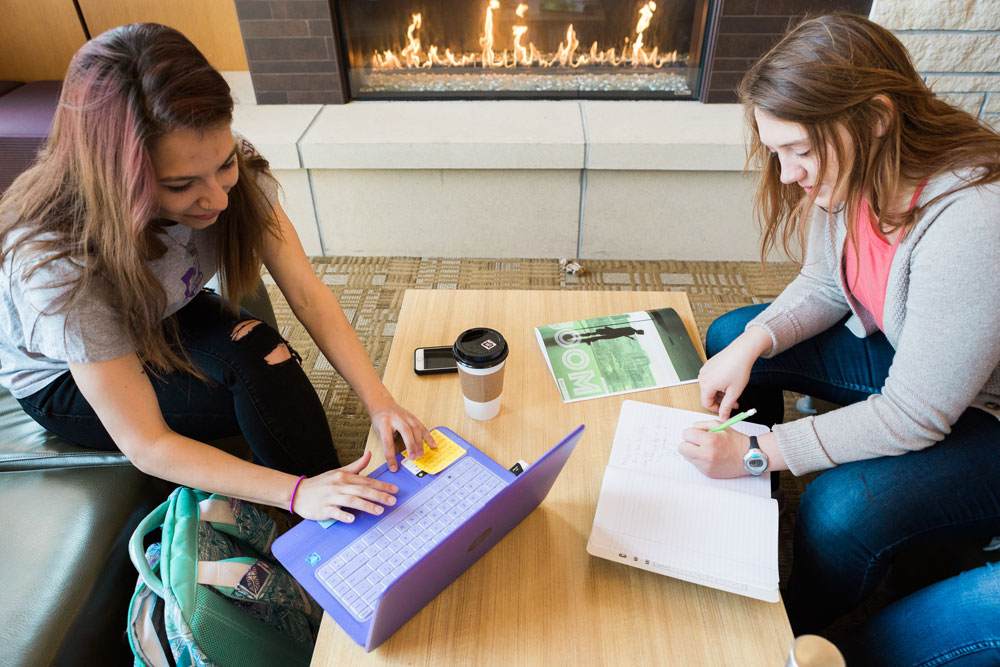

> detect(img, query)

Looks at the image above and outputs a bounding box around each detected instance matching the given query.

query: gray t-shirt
[0,139,276,399]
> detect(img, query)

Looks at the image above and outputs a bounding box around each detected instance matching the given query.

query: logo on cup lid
[453,328,508,368]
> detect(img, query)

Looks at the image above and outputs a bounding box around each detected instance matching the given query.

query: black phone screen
[422,346,456,370]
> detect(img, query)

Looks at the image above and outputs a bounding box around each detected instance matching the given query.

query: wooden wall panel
[78,0,249,70]
[0,0,88,81]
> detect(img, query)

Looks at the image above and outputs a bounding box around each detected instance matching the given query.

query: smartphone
[413,346,458,375]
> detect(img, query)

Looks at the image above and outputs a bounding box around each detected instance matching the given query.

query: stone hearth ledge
[230,97,748,173]
[227,96,758,259]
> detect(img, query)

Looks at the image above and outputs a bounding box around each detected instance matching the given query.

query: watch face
[744,449,768,475]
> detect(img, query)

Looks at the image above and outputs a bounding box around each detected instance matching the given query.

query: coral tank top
[844,182,926,331]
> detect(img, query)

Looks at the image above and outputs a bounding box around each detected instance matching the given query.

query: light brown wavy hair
[0,23,279,377]
[738,13,1000,264]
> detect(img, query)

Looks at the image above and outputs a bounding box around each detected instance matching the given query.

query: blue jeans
[18,290,341,476]
[839,562,1000,666]
[706,304,1000,665]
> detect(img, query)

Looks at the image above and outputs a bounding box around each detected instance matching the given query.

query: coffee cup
[453,328,509,420]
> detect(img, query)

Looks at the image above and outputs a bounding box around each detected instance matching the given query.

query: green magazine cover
[534,307,703,402]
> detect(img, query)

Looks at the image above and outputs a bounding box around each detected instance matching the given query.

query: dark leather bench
[0,282,278,666]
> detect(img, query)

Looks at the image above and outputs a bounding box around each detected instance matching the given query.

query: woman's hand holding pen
[678,421,752,478]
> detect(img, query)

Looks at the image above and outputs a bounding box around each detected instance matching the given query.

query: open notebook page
[608,400,772,497]
[588,400,779,601]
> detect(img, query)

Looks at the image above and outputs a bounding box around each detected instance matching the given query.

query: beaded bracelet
[289,475,306,515]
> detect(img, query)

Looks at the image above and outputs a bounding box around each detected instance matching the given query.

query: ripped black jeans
[17,290,341,476]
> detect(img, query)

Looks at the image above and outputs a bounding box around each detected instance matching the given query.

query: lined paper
[588,400,779,602]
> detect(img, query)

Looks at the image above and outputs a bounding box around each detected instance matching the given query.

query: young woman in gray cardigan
[677,14,1000,665]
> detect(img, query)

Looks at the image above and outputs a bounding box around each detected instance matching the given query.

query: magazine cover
[534,307,703,402]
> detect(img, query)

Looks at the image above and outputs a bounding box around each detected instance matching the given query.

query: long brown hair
[0,23,278,376]
[739,13,1000,263]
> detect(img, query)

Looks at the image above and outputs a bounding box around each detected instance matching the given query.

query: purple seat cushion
[0,81,24,99]
[0,81,62,194]
[0,80,61,137]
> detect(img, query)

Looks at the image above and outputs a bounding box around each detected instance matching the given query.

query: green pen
[708,408,758,432]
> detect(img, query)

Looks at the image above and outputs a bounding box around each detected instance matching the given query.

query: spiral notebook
[586,400,779,603]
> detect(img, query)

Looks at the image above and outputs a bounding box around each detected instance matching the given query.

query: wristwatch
[743,435,769,476]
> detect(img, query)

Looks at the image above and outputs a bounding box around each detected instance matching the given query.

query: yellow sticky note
[403,429,466,474]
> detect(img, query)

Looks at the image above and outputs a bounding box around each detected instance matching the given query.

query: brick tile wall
[234,0,347,104]
[701,0,872,103]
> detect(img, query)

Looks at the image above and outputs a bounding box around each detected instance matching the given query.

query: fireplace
[234,0,873,105]
[337,0,710,100]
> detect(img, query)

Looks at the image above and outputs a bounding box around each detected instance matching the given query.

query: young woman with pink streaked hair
[0,23,432,523]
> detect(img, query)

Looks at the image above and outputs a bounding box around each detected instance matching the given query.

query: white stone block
[300,101,585,170]
[232,104,323,170]
[925,73,1000,93]
[220,71,255,106]
[899,33,1000,73]
[872,0,1000,30]
[937,91,987,115]
[580,170,785,261]
[583,101,748,171]
[271,169,323,257]
[983,113,1000,131]
[310,169,580,258]
[985,93,1000,113]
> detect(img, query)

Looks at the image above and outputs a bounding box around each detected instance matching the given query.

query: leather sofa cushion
[0,389,130,471]
[1,465,170,667]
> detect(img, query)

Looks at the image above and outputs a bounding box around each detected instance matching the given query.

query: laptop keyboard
[314,455,506,621]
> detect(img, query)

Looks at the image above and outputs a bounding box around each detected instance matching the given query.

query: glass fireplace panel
[336,0,712,100]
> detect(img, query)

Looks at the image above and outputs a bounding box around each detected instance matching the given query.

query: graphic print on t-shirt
[180,236,203,299]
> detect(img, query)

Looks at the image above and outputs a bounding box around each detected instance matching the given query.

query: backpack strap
[196,557,257,588]
[129,499,170,597]
[198,498,237,526]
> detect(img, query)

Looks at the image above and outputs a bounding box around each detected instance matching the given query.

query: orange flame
[372,1,679,70]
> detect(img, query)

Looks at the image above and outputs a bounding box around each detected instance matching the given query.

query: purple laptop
[272,425,584,652]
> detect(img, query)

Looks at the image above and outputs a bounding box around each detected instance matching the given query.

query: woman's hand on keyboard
[293,451,399,522]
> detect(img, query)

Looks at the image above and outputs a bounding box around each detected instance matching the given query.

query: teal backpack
[127,487,321,667]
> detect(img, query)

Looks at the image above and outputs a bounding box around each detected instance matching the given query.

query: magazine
[534,307,703,402]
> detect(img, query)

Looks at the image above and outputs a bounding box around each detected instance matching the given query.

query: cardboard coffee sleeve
[457,362,506,402]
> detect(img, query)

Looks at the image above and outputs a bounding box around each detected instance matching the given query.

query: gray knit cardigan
[746,170,1000,475]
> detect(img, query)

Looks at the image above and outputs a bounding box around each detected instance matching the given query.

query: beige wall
[79,0,248,71]
[0,0,88,81]
[0,0,247,82]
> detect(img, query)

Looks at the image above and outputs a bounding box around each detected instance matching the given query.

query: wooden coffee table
[310,290,793,666]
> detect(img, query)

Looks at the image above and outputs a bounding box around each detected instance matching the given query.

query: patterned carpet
[264,256,800,463]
